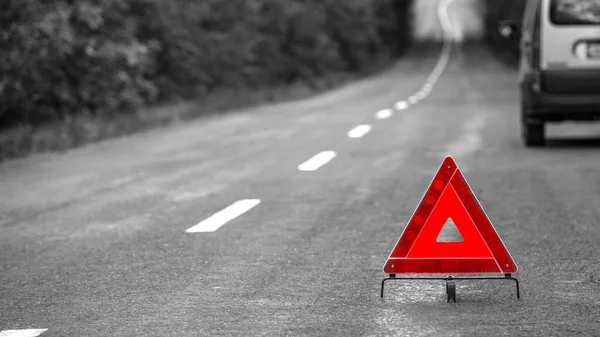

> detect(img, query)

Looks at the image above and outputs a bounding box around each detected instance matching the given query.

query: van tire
[522,119,545,147]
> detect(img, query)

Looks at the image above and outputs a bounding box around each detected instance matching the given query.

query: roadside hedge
[0,0,412,131]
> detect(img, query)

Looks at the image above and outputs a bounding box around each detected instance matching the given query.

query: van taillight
[574,41,587,59]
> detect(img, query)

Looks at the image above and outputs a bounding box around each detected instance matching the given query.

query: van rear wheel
[522,119,545,147]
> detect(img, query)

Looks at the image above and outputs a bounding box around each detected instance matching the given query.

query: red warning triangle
[383,156,517,274]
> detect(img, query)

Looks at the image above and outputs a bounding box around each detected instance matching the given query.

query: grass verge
[0,67,383,163]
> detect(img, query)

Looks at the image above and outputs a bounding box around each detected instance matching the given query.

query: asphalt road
[3,2,600,336]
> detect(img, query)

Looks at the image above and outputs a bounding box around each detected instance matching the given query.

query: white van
[500,0,600,147]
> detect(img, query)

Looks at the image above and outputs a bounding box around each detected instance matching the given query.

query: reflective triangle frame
[383,156,518,275]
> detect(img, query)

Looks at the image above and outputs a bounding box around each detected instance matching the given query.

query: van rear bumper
[541,69,600,95]
[521,71,600,122]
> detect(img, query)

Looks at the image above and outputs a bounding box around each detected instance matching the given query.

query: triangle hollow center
[436,217,463,242]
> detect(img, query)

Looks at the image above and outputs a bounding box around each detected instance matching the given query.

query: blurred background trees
[483,0,527,58]
[0,0,412,131]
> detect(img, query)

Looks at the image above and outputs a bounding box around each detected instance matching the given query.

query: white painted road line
[347,125,372,139]
[394,101,408,110]
[376,109,393,119]
[185,199,261,233]
[380,0,457,117]
[0,330,47,337]
[298,151,336,171]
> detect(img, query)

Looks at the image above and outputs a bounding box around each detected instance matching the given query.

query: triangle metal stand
[380,273,520,303]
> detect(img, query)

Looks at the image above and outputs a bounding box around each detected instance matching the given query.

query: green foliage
[0,0,412,130]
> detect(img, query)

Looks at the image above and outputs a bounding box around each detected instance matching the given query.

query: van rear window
[550,0,600,25]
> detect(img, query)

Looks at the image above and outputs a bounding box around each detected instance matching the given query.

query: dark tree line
[0,0,412,130]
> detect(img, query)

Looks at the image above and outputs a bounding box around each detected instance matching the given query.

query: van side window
[550,0,600,25]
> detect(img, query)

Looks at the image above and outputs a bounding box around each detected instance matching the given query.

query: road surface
[2,0,600,336]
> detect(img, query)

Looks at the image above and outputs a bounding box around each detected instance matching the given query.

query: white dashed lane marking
[185,199,261,233]
[394,101,408,110]
[377,0,456,117]
[347,125,372,139]
[0,330,47,337]
[298,151,336,172]
[376,109,393,119]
